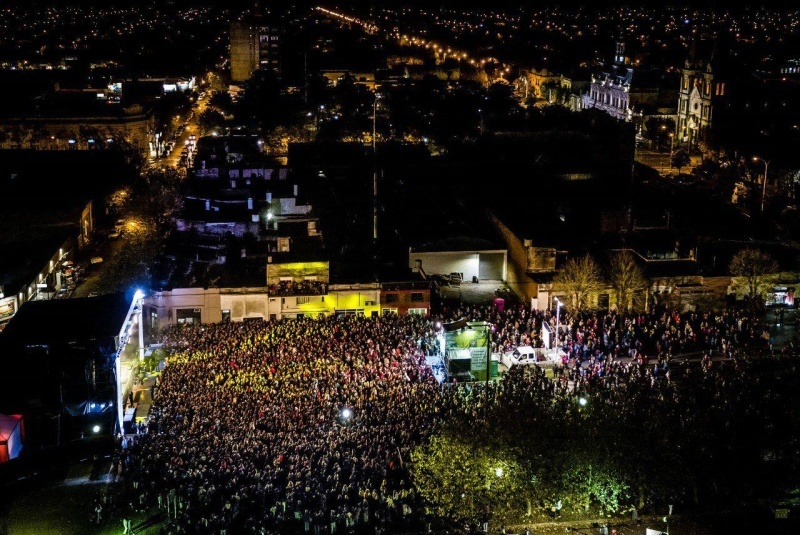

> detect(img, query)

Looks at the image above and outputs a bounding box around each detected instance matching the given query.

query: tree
[131,167,183,223]
[107,135,146,174]
[208,90,234,114]
[729,248,779,306]
[410,432,532,526]
[671,148,690,174]
[553,255,603,311]
[608,251,647,313]
[199,109,225,133]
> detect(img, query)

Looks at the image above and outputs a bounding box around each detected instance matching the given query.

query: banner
[469,347,487,372]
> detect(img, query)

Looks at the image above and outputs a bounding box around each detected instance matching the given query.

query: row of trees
[411,355,800,528]
[553,248,780,313]
[553,251,647,312]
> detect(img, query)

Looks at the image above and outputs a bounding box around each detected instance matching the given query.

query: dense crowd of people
[119,315,446,534]
[114,303,784,534]
[268,280,328,297]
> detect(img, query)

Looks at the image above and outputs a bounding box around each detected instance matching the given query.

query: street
[634,146,701,177]
[156,87,211,171]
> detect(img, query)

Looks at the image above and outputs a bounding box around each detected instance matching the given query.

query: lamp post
[753,156,771,214]
[373,92,379,242]
[668,132,674,172]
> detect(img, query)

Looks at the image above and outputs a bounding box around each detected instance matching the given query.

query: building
[256,24,281,74]
[0,150,125,324]
[409,238,508,282]
[519,68,563,102]
[230,20,281,83]
[676,55,723,147]
[147,265,430,326]
[581,40,634,121]
[230,21,259,83]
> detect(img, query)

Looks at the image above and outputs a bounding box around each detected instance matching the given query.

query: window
[384,293,399,304]
[222,310,231,322]
[411,292,425,302]
[297,296,310,305]
[408,308,428,316]
[382,308,398,315]
[335,309,364,317]
[176,308,202,324]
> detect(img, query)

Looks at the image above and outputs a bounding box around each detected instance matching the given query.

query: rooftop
[0,291,133,347]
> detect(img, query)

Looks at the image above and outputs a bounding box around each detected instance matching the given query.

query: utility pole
[373,93,378,242]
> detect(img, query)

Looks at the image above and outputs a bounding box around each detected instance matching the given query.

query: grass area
[1,459,165,535]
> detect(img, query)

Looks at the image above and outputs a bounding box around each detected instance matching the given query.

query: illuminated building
[581,39,634,121]
[229,20,281,83]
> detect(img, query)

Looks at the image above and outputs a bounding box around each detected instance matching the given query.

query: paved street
[635,146,702,177]
[156,88,210,171]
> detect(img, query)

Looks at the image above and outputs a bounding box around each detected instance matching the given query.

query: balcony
[268,280,327,297]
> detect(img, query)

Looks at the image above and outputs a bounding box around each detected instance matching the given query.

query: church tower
[677,37,723,148]
[614,38,626,66]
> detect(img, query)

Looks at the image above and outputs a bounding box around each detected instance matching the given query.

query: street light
[753,156,771,214]
[578,397,588,407]
[668,132,674,173]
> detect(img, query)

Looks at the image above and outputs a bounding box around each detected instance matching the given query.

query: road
[635,146,701,177]
[68,84,211,298]
[155,87,211,170]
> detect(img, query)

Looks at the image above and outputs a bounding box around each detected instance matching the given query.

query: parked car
[448,273,463,285]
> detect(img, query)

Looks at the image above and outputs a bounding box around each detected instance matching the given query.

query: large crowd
[119,315,447,534]
[114,303,781,534]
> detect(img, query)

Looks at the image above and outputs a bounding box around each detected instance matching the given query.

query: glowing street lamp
[753,156,772,214]
[578,397,588,407]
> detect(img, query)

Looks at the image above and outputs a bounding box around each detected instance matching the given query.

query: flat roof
[0,234,72,297]
[0,150,129,215]
[0,291,133,346]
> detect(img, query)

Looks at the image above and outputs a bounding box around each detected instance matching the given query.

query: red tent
[0,414,23,463]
